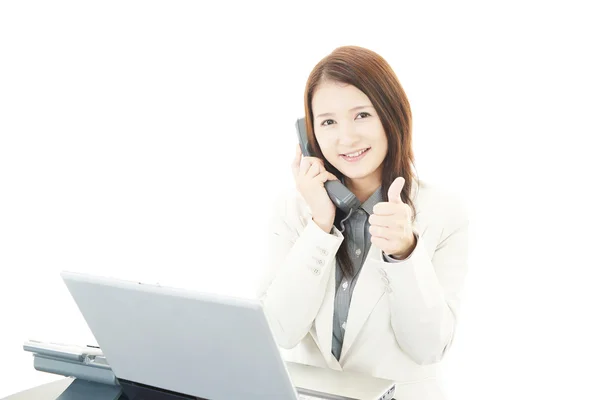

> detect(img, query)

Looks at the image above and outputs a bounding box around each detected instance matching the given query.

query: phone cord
[338,208,355,234]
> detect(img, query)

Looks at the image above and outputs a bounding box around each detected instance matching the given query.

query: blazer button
[318,247,328,256]
[312,268,321,275]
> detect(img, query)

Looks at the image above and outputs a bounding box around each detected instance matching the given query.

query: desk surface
[2,378,75,400]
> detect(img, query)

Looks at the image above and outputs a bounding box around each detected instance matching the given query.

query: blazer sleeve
[377,194,469,365]
[255,192,344,349]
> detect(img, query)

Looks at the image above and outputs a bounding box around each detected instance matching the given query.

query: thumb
[387,177,405,204]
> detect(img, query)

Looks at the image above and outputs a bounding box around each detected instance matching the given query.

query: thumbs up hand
[369,177,417,260]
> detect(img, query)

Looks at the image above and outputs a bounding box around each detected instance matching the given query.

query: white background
[1,1,599,398]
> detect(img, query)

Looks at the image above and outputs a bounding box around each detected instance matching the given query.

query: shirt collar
[360,186,383,215]
[339,176,383,215]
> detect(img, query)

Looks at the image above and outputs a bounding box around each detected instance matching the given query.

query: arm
[378,201,469,365]
[256,193,344,349]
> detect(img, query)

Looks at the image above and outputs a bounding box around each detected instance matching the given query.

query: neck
[346,176,381,203]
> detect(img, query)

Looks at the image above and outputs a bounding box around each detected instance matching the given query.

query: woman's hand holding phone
[292,145,339,233]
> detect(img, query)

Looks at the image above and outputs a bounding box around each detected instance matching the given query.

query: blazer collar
[312,242,386,368]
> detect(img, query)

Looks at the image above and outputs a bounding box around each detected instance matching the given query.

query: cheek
[316,136,335,156]
[378,139,388,155]
[363,129,387,151]
[370,131,388,162]
[374,131,388,152]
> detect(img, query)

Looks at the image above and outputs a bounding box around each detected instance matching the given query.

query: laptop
[60,270,396,400]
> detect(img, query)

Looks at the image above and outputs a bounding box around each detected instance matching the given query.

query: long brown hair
[303,45,418,279]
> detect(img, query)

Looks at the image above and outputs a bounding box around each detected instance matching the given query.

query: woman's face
[312,80,388,187]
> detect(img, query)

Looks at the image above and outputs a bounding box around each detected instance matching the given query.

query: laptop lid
[60,270,299,400]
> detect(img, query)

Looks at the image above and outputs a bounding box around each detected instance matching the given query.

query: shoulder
[411,178,469,230]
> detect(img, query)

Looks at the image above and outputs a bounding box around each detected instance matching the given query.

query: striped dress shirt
[331,186,399,361]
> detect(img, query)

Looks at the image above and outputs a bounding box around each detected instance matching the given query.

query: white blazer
[256,179,469,400]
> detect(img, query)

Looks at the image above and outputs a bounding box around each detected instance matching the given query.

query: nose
[337,122,361,146]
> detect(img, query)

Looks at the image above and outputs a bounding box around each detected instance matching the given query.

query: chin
[335,166,378,181]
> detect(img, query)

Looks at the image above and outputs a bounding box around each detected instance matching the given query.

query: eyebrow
[315,105,374,119]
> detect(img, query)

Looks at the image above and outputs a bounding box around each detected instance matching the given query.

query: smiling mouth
[342,148,369,157]
[340,147,370,162]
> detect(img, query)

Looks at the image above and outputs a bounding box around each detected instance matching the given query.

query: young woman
[257,45,469,400]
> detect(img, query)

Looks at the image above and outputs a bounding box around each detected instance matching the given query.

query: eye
[321,119,335,126]
[356,112,371,119]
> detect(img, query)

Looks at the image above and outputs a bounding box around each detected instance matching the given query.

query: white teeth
[344,148,368,157]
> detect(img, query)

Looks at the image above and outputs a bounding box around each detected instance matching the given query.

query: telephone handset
[295,117,361,215]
